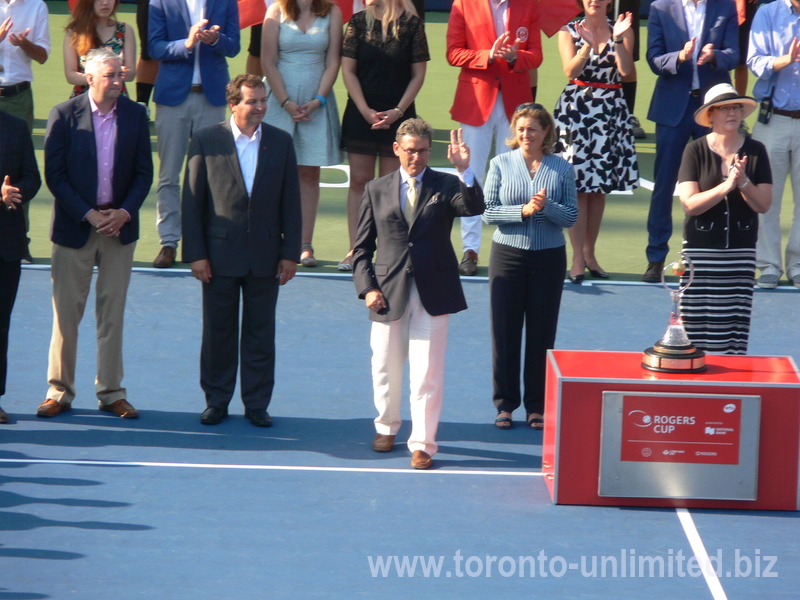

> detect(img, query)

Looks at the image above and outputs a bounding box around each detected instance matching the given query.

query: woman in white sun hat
[676,83,773,355]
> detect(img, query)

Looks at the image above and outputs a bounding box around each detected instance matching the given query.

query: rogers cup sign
[620,395,742,465]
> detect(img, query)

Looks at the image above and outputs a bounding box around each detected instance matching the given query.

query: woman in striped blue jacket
[483,103,578,430]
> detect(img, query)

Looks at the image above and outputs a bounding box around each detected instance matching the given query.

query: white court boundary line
[0,457,543,477]
[677,508,729,600]
[0,457,735,599]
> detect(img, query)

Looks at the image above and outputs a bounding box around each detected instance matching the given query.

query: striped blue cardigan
[482,149,578,251]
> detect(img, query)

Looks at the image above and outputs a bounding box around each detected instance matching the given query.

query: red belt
[569,79,622,89]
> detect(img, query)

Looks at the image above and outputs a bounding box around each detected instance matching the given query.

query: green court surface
[23,4,793,279]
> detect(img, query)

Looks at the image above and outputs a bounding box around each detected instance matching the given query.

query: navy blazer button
[408,242,413,247]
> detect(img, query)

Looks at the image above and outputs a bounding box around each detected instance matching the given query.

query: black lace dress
[340,11,429,157]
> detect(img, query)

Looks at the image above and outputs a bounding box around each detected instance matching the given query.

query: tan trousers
[46,234,135,406]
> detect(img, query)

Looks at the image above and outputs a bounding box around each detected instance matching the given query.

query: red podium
[543,350,800,510]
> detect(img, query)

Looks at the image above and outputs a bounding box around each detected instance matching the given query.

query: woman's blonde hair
[506,103,557,154]
[366,0,417,42]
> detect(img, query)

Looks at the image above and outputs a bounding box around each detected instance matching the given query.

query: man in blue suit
[148,0,240,268]
[643,0,739,282]
[37,49,153,419]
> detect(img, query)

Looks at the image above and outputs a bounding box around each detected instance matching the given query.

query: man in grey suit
[182,74,301,427]
[353,119,484,469]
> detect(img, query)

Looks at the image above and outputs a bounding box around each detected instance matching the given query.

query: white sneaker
[757,273,780,289]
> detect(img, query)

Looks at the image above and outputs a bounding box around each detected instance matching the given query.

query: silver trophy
[642,253,706,373]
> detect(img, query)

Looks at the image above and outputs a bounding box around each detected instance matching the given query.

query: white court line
[0,457,543,477]
[677,508,729,600]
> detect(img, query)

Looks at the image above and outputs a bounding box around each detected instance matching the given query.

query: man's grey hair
[85,48,122,76]
[396,118,433,144]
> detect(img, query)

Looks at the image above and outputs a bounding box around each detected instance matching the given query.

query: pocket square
[426,192,442,206]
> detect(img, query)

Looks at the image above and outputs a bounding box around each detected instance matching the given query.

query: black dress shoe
[200,406,228,425]
[568,273,584,284]
[244,408,272,427]
[588,268,609,279]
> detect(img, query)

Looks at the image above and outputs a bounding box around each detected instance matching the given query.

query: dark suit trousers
[489,242,566,416]
[201,273,279,410]
[646,94,708,263]
[0,258,21,397]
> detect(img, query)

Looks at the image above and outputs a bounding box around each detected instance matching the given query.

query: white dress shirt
[230,117,262,196]
[185,0,204,84]
[682,0,707,91]
[0,0,50,85]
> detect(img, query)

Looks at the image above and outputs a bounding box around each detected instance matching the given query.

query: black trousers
[0,258,21,398]
[201,273,279,410]
[489,242,566,416]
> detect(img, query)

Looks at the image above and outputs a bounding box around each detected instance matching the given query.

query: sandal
[494,412,512,429]
[527,413,544,430]
[300,243,318,268]
[337,251,354,272]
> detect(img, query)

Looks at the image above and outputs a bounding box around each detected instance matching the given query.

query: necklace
[529,159,541,177]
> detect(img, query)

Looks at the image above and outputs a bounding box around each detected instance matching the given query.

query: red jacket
[446,0,542,127]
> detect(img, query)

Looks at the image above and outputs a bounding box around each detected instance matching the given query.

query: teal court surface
[1,267,798,599]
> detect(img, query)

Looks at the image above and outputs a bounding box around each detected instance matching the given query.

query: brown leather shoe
[37,399,71,418]
[99,399,139,419]
[642,261,665,283]
[0,405,8,424]
[410,450,432,469]
[153,246,176,268]
[372,433,395,452]
[458,250,478,276]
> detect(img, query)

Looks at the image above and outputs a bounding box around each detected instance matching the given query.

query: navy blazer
[44,94,154,249]
[353,168,484,322]
[181,121,302,278]
[148,0,241,107]
[0,112,41,261]
[646,0,739,127]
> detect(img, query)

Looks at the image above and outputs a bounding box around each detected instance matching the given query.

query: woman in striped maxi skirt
[677,84,773,355]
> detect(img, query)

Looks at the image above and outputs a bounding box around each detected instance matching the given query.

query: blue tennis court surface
[1,268,798,599]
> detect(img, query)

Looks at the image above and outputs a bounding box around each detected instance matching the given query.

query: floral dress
[552,19,638,193]
[70,22,128,98]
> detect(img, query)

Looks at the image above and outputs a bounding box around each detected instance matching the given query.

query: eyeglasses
[714,104,743,113]
[398,147,431,158]
[515,102,546,113]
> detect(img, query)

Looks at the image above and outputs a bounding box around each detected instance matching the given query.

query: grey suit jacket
[181,121,302,278]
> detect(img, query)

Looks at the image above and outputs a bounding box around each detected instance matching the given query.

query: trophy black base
[642,343,707,374]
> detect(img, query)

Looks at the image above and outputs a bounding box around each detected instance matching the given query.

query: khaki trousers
[47,234,135,406]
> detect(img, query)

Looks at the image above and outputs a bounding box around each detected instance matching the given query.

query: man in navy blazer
[643,0,739,282]
[38,49,153,419]
[182,74,301,428]
[353,119,484,469]
[0,111,41,424]
[148,0,240,269]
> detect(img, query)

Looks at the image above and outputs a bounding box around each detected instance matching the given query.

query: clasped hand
[522,188,547,217]
[680,37,714,66]
[186,19,220,50]
[490,32,520,63]
[87,208,127,237]
[726,156,748,191]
